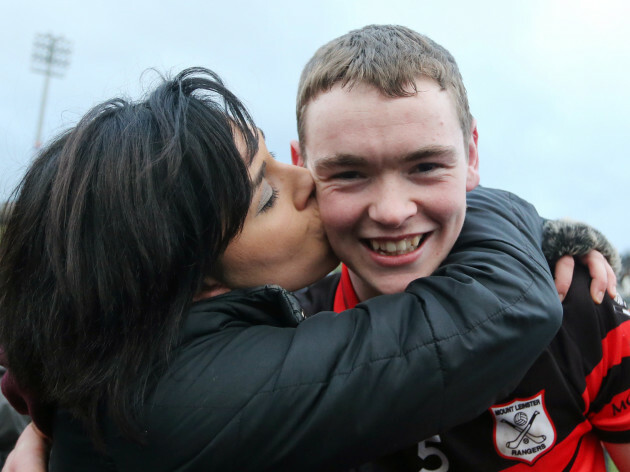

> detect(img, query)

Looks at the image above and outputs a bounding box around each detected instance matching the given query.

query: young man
[292,25,630,471]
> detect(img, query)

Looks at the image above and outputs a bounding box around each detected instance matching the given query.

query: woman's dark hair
[0,67,258,444]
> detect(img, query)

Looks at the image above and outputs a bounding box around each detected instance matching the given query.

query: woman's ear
[193,276,231,301]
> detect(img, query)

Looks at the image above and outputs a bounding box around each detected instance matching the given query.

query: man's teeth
[369,236,422,255]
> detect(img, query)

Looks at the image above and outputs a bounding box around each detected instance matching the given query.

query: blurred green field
[606,454,619,472]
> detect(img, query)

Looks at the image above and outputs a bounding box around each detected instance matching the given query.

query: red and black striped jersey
[346,265,630,471]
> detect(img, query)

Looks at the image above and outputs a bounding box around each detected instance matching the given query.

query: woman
[0,67,598,471]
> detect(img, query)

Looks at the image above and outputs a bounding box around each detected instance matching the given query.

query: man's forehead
[303,79,456,132]
[304,83,461,149]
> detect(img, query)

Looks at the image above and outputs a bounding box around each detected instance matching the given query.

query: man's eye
[413,163,438,173]
[331,171,363,180]
[259,187,278,213]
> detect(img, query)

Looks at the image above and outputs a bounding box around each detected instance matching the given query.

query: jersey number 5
[417,435,449,472]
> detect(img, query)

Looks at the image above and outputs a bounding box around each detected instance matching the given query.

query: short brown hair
[296,25,473,156]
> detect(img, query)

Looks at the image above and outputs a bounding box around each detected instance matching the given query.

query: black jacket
[49,187,562,471]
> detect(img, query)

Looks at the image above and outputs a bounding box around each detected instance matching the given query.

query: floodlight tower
[32,33,72,149]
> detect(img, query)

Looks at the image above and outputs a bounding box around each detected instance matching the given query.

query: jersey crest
[490,391,556,464]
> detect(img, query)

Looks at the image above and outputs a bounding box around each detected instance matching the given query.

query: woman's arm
[0,187,569,472]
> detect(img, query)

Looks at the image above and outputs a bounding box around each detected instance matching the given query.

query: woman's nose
[280,161,316,211]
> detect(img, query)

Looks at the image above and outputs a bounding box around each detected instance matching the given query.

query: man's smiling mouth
[365,234,428,256]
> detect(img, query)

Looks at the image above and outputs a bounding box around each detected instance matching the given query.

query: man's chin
[348,258,438,299]
[365,275,420,297]
[367,263,442,295]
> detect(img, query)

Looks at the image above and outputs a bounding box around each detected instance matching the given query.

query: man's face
[293,77,480,301]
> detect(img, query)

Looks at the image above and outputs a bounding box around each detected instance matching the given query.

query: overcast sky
[1,0,628,254]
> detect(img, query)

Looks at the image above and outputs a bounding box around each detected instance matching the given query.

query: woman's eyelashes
[257,180,278,214]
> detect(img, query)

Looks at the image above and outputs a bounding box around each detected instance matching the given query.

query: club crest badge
[490,391,555,464]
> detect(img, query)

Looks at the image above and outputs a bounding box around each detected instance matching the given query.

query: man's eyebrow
[402,146,456,162]
[312,154,368,172]
[312,146,456,172]
[252,161,266,190]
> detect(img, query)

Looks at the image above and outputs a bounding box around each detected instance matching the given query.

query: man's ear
[290,140,305,167]
[466,119,480,191]
[193,276,231,302]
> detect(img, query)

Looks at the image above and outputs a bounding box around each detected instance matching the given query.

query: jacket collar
[189,284,304,328]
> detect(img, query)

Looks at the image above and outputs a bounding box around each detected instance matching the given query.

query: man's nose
[368,179,417,227]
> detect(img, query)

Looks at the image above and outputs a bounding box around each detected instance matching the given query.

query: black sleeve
[49,410,117,472]
[108,187,564,472]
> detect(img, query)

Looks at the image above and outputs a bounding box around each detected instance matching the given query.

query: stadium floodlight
[31,33,72,149]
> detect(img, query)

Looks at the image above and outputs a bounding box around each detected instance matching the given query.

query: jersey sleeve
[562,266,630,443]
[584,291,630,443]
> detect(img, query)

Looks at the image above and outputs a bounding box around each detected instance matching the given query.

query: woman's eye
[259,187,278,213]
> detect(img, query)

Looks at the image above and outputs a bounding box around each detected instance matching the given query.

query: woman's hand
[2,423,49,472]
[554,250,617,303]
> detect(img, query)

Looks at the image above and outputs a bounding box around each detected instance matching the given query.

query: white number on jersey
[417,435,449,472]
